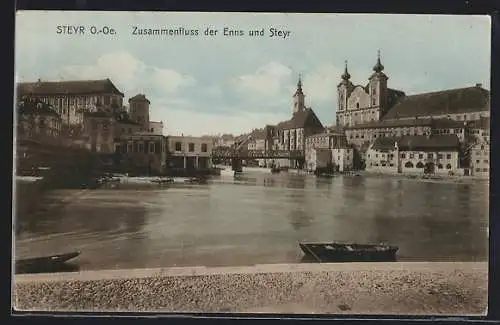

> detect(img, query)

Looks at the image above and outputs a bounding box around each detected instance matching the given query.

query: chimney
[475,83,482,88]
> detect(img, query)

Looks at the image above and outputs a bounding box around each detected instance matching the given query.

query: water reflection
[15,172,489,270]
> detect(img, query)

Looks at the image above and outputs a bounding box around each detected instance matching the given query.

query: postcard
[12,11,490,315]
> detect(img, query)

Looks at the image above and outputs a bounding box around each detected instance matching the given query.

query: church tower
[368,50,389,119]
[336,61,354,126]
[292,75,305,114]
[129,94,150,132]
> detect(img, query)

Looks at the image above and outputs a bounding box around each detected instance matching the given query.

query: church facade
[334,52,490,175]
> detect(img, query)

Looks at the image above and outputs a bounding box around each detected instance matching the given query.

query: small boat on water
[15,251,81,274]
[299,242,398,263]
[316,174,335,178]
[150,177,174,185]
[184,176,208,184]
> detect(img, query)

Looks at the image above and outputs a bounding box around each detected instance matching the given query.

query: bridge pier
[231,158,242,172]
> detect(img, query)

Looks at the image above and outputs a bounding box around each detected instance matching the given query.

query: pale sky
[15,11,491,136]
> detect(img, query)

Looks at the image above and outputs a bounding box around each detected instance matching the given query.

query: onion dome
[373,50,384,73]
[341,60,351,81]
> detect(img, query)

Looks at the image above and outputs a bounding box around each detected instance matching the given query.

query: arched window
[446,163,452,169]
[405,161,414,168]
[416,162,424,168]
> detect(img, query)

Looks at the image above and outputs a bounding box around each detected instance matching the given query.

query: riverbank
[13,262,487,315]
[360,171,488,184]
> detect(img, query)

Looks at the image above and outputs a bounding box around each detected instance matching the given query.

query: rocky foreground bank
[13,262,487,315]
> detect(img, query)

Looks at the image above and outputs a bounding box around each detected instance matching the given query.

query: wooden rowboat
[299,242,398,263]
[15,251,81,274]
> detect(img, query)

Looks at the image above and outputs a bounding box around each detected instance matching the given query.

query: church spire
[292,73,305,113]
[341,60,351,81]
[373,50,385,73]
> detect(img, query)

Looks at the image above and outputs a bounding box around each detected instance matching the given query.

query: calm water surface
[15,172,489,270]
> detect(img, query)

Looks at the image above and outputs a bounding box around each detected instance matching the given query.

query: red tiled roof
[372,134,461,151]
[383,86,490,119]
[276,108,324,130]
[398,134,461,151]
[17,79,124,97]
[128,94,150,103]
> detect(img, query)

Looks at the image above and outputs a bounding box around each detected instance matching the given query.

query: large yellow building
[17,78,125,126]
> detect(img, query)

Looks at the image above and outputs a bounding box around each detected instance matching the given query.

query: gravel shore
[13,262,487,315]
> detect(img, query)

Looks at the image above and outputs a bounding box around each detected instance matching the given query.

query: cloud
[148,67,196,93]
[231,61,293,97]
[57,51,196,99]
[302,63,343,105]
[14,12,490,136]
[158,108,289,136]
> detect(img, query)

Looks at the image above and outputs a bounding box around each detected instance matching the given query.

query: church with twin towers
[243,50,489,172]
[286,50,489,145]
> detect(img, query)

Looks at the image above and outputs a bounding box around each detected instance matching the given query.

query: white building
[148,121,164,135]
[470,141,489,178]
[167,135,213,170]
[306,148,331,171]
[365,134,462,175]
[214,134,236,148]
[305,131,353,172]
[331,147,354,172]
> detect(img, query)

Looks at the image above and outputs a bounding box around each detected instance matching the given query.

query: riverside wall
[13,262,488,315]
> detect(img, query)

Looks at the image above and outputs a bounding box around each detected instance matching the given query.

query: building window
[356,103,360,109]
[476,160,480,164]
[175,142,182,151]
[138,143,144,153]
[446,163,452,169]
[484,160,488,164]
[188,143,195,152]
[446,154,451,159]
[483,168,488,172]
[201,143,208,152]
[410,153,414,159]
[149,142,155,153]
[150,128,154,132]
[416,162,424,168]
[438,164,443,169]
[437,154,443,159]
[428,153,433,159]
[401,153,406,159]
[104,96,110,105]
[405,161,414,168]
[475,168,480,172]
[418,154,423,159]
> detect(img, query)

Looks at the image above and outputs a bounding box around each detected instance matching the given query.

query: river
[14,171,489,271]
